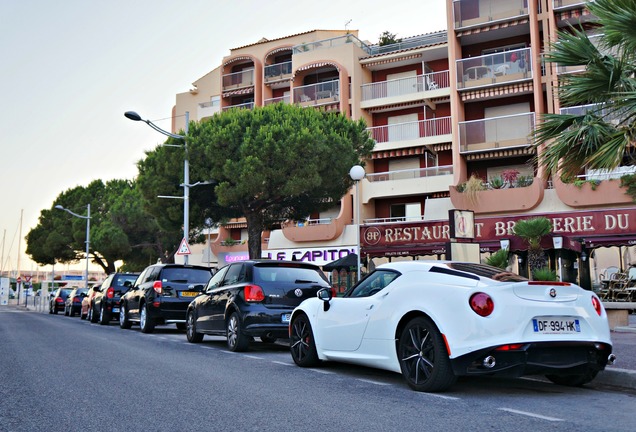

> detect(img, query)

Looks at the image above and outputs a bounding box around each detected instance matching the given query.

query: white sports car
[289,261,615,392]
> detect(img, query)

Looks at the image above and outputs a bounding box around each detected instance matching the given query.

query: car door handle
[366,304,374,310]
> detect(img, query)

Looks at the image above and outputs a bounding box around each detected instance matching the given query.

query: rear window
[161,268,212,284]
[60,289,73,297]
[115,275,138,287]
[254,265,327,284]
[446,263,527,282]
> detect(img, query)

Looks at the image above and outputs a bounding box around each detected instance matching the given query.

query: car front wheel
[226,312,249,352]
[140,303,155,334]
[186,311,203,343]
[290,314,320,367]
[397,316,456,392]
[119,304,132,329]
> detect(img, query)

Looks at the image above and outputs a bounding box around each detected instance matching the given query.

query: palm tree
[533,0,636,181]
[512,217,552,277]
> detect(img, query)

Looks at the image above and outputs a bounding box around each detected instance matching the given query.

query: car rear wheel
[290,314,320,367]
[140,303,155,334]
[119,304,132,329]
[186,311,203,343]
[226,312,249,352]
[546,368,599,387]
[397,316,457,392]
[90,305,99,323]
[99,304,109,325]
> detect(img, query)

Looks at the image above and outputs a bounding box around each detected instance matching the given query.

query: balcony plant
[514,175,533,188]
[620,174,636,202]
[488,175,505,189]
[462,174,486,204]
[501,169,519,187]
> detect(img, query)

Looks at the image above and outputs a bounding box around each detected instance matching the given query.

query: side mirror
[190,284,205,292]
[123,281,132,287]
[317,288,333,312]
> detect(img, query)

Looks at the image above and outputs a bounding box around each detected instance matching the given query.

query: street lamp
[125,110,192,264]
[349,165,366,281]
[55,204,91,290]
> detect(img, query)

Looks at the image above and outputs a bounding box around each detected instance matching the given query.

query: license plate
[282,313,291,323]
[112,307,119,313]
[532,317,581,334]
[180,292,199,297]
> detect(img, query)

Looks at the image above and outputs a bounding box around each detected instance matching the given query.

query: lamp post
[55,204,91,290]
[125,110,191,264]
[349,165,366,281]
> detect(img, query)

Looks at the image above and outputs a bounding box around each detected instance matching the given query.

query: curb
[595,368,636,390]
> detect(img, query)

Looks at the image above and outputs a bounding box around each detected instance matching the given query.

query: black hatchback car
[119,264,213,333]
[64,287,88,317]
[49,287,74,314]
[185,260,331,351]
[91,272,140,325]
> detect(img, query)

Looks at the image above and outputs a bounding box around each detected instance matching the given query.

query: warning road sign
[176,238,192,255]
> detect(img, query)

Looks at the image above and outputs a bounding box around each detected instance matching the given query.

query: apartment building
[172,1,636,289]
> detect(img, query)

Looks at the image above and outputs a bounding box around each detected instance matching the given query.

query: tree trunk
[245,212,264,259]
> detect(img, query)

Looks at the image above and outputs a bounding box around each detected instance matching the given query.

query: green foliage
[515,175,534,188]
[512,217,552,276]
[488,176,504,189]
[620,174,636,202]
[462,175,485,204]
[484,248,509,270]
[532,267,559,282]
[378,31,402,46]
[187,103,374,258]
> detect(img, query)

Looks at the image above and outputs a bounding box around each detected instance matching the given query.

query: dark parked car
[119,264,213,333]
[49,287,74,314]
[81,284,102,320]
[186,260,331,351]
[91,272,139,325]
[64,287,88,317]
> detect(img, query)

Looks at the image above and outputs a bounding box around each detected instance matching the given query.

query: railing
[555,34,603,74]
[367,117,452,144]
[296,218,333,227]
[367,32,447,55]
[457,47,532,89]
[366,165,453,182]
[361,71,450,101]
[458,112,535,153]
[264,61,292,81]
[222,101,254,111]
[264,95,290,106]
[553,0,588,10]
[584,166,636,181]
[453,0,528,28]
[292,34,372,55]
[365,216,424,224]
[294,80,339,106]
[222,69,254,90]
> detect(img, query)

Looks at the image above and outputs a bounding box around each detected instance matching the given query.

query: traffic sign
[176,238,192,255]
[25,275,32,283]
[16,276,21,283]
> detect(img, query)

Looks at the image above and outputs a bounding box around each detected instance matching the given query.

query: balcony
[553,0,589,10]
[457,47,532,90]
[453,0,528,29]
[367,33,448,56]
[197,100,220,120]
[364,166,454,201]
[294,80,339,107]
[368,117,452,152]
[222,101,254,111]
[222,69,254,92]
[449,177,545,214]
[360,71,450,109]
[553,169,635,207]
[458,112,535,154]
[292,34,372,55]
[281,201,352,242]
[264,95,290,106]
[264,61,292,84]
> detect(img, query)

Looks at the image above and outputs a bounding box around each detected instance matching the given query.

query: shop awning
[585,235,636,249]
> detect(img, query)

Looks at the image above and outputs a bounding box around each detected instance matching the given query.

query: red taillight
[244,285,265,302]
[74,297,81,303]
[107,287,115,299]
[469,292,494,317]
[592,296,602,316]
[495,344,524,351]
[56,297,64,304]
[153,281,162,294]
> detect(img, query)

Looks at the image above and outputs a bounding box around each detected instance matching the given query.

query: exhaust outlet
[482,356,496,369]
[607,354,617,365]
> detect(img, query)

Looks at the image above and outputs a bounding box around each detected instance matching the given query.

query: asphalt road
[1,307,635,432]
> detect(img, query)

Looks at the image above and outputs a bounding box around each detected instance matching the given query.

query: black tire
[49,304,53,314]
[186,310,204,343]
[90,304,99,323]
[64,306,69,316]
[69,307,76,317]
[176,323,186,331]
[397,316,457,392]
[260,336,277,344]
[53,306,58,315]
[98,304,109,325]
[546,369,599,387]
[290,314,320,367]
[119,303,132,329]
[140,303,155,334]
[226,312,249,352]
[80,309,87,320]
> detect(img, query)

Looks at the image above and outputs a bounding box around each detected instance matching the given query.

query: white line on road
[419,392,460,401]
[272,361,293,366]
[357,378,392,386]
[243,355,264,360]
[499,408,563,422]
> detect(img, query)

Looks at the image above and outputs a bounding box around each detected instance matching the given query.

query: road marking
[420,392,460,401]
[308,368,334,375]
[357,378,391,386]
[499,408,563,422]
[243,355,264,360]
[272,361,293,366]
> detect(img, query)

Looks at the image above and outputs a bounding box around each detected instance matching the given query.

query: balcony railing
[222,101,254,111]
[366,165,453,182]
[458,112,535,153]
[361,71,450,101]
[368,117,452,144]
[222,69,254,91]
[365,216,424,224]
[292,34,372,55]
[294,80,339,106]
[197,100,220,120]
[367,32,447,56]
[457,47,532,89]
[264,61,292,82]
[553,0,588,10]
[453,0,528,29]
[263,95,290,106]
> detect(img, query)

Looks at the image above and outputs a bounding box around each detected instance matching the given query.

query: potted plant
[512,217,552,279]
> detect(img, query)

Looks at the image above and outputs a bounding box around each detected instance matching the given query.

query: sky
[0,0,447,275]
